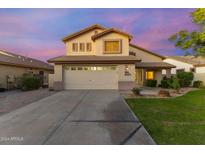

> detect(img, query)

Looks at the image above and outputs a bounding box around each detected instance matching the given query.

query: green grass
[126,89,205,144]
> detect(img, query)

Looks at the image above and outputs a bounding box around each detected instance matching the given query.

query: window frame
[64,65,116,71]
[146,71,154,80]
[72,43,78,52]
[86,43,92,52]
[79,43,85,52]
[103,39,122,54]
[176,69,185,73]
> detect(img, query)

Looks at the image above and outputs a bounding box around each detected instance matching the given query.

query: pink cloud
[28,49,64,61]
[131,10,198,55]
[105,12,143,33]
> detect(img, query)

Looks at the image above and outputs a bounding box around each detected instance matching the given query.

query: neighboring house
[48,24,175,90]
[164,56,205,84]
[0,50,54,90]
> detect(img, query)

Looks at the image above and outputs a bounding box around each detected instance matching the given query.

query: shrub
[0,88,6,92]
[161,76,172,88]
[193,80,203,88]
[132,88,141,95]
[146,80,157,87]
[20,75,41,91]
[177,72,194,87]
[170,76,180,90]
[0,84,6,92]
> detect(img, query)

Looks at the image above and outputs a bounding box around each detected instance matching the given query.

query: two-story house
[48,24,175,90]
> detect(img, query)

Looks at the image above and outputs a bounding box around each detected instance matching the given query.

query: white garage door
[64,66,118,89]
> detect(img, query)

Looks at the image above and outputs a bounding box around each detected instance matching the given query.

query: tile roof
[0,50,53,71]
[136,62,175,69]
[129,43,165,59]
[91,28,133,41]
[47,55,140,64]
[62,24,107,43]
[166,56,205,66]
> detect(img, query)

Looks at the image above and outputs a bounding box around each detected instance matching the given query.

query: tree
[169,8,205,56]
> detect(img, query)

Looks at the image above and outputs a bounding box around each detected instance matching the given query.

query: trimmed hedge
[146,80,157,87]
[177,72,194,87]
[193,80,203,88]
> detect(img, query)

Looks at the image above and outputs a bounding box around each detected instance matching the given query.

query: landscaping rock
[158,90,170,97]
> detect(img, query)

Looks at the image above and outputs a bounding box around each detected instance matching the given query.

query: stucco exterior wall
[95,33,129,56]
[194,73,205,85]
[155,70,163,85]
[117,64,135,81]
[54,65,63,81]
[65,28,104,56]
[53,64,63,90]
[48,74,54,89]
[129,46,163,62]
[195,66,205,73]
[164,58,194,74]
[0,64,51,89]
[0,65,26,88]
[65,29,130,56]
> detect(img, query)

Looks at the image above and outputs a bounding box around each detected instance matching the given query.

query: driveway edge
[119,94,156,145]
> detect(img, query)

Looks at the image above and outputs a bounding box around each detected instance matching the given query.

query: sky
[0,8,199,61]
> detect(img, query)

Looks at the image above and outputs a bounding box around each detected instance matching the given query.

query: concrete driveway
[0,90,155,145]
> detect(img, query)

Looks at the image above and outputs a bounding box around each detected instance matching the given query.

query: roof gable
[91,28,133,41]
[62,24,107,43]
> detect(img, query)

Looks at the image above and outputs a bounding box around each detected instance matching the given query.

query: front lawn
[126,88,205,144]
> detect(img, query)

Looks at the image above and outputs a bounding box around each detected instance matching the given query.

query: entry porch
[135,62,176,86]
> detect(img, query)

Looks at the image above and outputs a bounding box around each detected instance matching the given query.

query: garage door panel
[64,70,118,89]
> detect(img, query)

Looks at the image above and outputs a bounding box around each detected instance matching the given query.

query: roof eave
[48,60,139,64]
[135,66,176,69]
[62,24,107,43]
[0,61,54,71]
[91,29,133,41]
[194,64,205,67]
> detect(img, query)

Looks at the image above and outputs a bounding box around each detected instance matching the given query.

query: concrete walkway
[0,90,155,145]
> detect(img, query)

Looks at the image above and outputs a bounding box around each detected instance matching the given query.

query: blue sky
[0,8,198,61]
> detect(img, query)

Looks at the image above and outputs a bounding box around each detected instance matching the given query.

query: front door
[135,69,144,85]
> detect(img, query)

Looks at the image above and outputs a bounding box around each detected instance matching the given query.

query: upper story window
[72,42,92,52]
[72,43,78,52]
[86,43,92,52]
[104,40,121,54]
[79,43,85,52]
